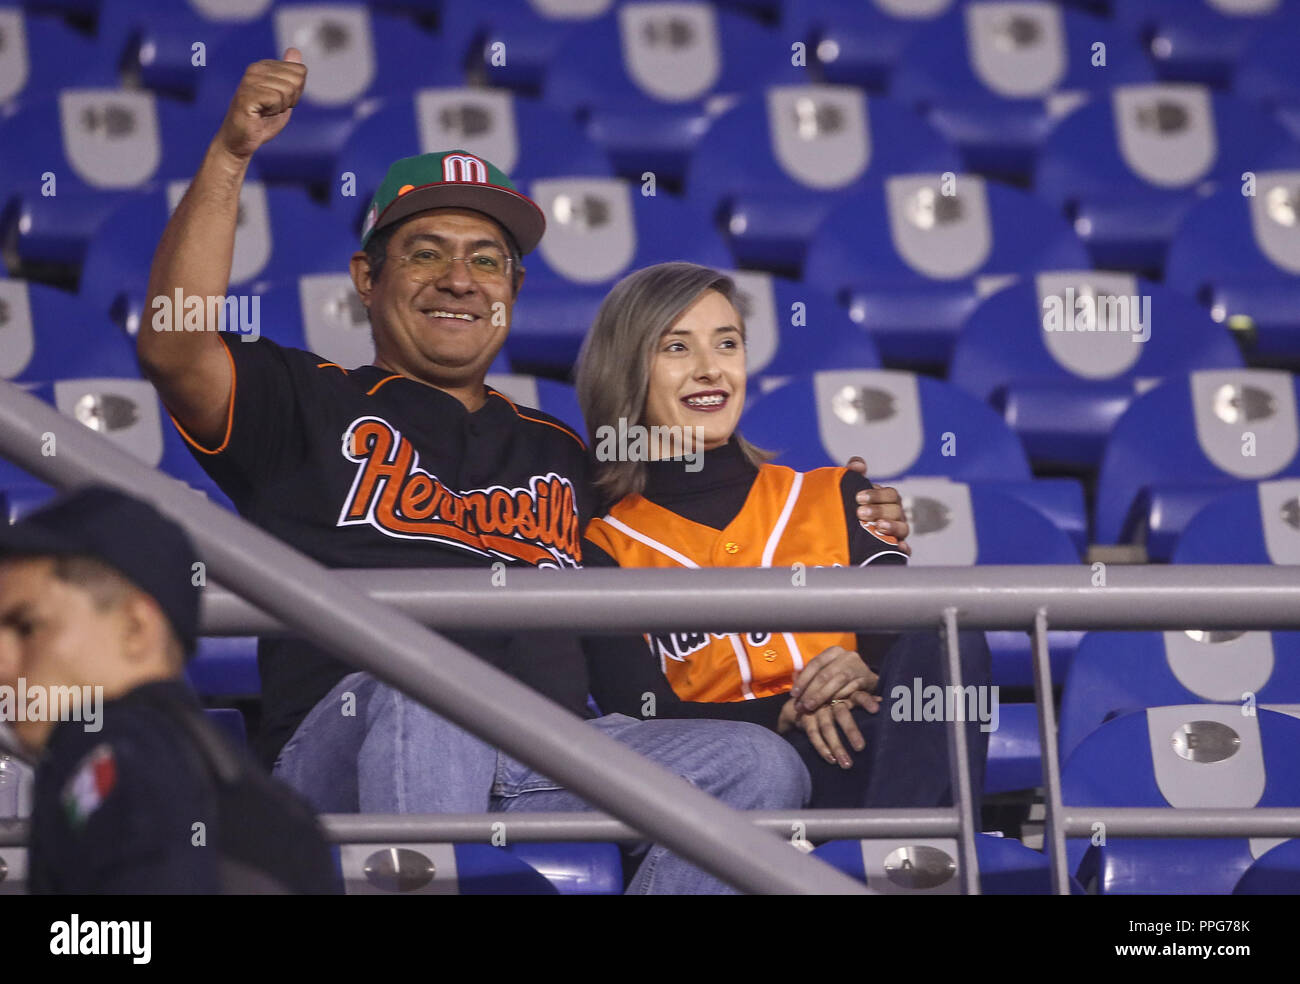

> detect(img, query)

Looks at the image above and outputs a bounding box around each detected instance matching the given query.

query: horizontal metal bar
[1060,809,1300,838]
[200,566,1300,636]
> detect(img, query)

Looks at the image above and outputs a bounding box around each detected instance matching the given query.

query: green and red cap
[360,149,546,254]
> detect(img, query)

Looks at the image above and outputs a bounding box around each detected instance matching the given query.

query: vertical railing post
[1032,608,1070,895]
[941,608,981,895]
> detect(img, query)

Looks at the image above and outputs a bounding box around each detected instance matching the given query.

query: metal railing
[3,380,1300,893]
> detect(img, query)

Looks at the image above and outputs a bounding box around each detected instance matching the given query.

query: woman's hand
[779,692,881,769]
[789,645,878,714]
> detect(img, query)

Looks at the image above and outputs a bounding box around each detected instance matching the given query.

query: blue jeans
[273,672,811,894]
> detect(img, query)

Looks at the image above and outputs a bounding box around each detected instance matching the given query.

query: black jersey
[177,335,594,767]
[28,681,336,894]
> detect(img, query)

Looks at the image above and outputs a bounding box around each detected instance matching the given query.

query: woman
[576,262,989,809]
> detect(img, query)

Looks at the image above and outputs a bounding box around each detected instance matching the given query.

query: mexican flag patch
[61,745,117,830]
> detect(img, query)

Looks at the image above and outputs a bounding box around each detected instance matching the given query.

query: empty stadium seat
[503,842,625,895]
[1164,166,1300,363]
[0,3,117,111]
[541,2,805,182]
[1235,21,1300,141]
[686,88,960,273]
[1234,837,1300,893]
[1094,369,1300,550]
[1171,477,1300,564]
[1114,0,1293,88]
[437,0,606,94]
[782,0,960,91]
[0,279,139,381]
[192,3,462,185]
[948,271,1244,468]
[1063,705,1300,893]
[78,182,357,332]
[96,0,271,100]
[203,706,249,747]
[1060,630,1300,764]
[801,173,1089,366]
[1035,86,1299,274]
[330,89,612,235]
[336,843,557,894]
[0,89,217,270]
[888,1,1154,181]
[188,638,262,698]
[814,832,1085,894]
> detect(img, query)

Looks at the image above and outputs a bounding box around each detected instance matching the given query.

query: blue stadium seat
[26,375,234,508]
[203,706,248,747]
[736,271,882,386]
[0,279,139,381]
[484,373,586,436]
[1235,21,1300,141]
[0,4,117,111]
[437,0,605,94]
[0,89,217,270]
[685,88,960,273]
[740,370,1032,479]
[1035,87,1298,274]
[516,176,733,366]
[801,174,1089,366]
[1164,166,1300,363]
[891,478,1080,691]
[330,89,611,236]
[192,4,461,185]
[541,2,805,182]
[503,842,624,895]
[888,1,1154,180]
[949,272,1244,468]
[1234,837,1300,893]
[96,0,271,100]
[1095,370,1300,550]
[814,832,1084,894]
[78,183,357,332]
[1060,630,1300,765]
[1113,0,1294,88]
[336,843,559,894]
[189,639,262,699]
[1063,705,1300,893]
[781,0,961,92]
[1171,478,1300,565]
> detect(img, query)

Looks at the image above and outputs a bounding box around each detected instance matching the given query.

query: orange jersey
[586,463,871,703]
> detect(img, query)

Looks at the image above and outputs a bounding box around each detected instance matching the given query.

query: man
[0,486,336,893]
[136,51,911,893]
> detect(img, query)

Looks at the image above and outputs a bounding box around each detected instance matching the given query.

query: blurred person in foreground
[578,263,991,810]
[0,486,336,893]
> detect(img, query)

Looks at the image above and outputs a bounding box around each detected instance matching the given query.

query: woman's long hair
[575,262,771,503]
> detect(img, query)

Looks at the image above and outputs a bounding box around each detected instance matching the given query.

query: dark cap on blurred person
[0,486,201,656]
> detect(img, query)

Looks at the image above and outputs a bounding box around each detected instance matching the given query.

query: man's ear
[119,592,172,669]
[349,251,374,309]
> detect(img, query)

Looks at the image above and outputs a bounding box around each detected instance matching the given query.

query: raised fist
[216,48,307,160]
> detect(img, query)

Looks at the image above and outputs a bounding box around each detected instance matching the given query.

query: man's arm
[137,49,307,449]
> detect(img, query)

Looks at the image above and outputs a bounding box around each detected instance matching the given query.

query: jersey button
[724,541,740,554]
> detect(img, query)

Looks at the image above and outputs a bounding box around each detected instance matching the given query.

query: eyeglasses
[393,247,515,285]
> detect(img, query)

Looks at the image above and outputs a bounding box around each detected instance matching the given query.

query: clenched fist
[216,48,307,160]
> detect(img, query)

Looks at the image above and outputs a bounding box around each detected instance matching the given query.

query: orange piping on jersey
[316,362,348,373]
[169,336,238,455]
[366,374,404,396]
[487,389,587,451]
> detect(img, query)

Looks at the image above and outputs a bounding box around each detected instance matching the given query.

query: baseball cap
[0,486,201,657]
[360,149,547,254]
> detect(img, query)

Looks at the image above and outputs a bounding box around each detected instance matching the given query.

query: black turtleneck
[581,440,906,731]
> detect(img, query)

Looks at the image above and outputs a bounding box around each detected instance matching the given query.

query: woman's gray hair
[575,261,771,503]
